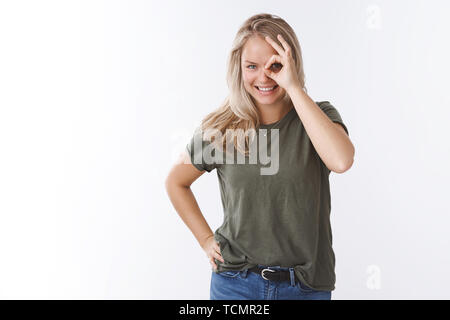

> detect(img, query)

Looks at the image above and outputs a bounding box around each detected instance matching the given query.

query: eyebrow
[244,60,260,64]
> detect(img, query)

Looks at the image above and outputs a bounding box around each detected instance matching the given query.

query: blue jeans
[210,264,332,300]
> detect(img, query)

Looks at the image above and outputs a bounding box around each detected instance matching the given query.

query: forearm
[287,85,355,172]
[165,182,214,249]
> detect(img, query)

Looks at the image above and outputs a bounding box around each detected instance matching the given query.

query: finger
[264,67,274,80]
[213,251,225,263]
[276,34,292,56]
[209,257,217,270]
[264,55,282,70]
[264,35,285,56]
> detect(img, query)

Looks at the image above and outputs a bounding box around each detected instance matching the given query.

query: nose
[257,69,273,83]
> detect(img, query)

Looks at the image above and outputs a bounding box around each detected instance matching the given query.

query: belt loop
[289,268,295,287]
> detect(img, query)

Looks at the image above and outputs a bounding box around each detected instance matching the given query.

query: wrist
[287,83,307,99]
[200,233,214,249]
[286,83,302,96]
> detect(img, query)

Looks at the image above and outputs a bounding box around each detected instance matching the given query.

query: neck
[257,95,293,125]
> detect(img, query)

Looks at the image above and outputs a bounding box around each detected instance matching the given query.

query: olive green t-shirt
[186,101,349,291]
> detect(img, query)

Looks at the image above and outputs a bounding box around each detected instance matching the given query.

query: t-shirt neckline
[257,105,296,129]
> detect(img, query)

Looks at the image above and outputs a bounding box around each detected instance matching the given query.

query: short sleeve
[316,101,349,136]
[185,128,220,173]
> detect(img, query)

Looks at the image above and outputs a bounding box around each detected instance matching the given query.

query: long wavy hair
[198,13,307,157]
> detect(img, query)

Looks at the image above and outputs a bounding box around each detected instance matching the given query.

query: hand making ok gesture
[263,34,301,93]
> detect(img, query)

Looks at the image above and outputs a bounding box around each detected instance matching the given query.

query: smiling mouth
[254,85,279,92]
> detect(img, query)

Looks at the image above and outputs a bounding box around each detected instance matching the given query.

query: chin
[253,92,284,103]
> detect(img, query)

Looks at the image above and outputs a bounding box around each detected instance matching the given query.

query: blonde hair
[198,13,307,157]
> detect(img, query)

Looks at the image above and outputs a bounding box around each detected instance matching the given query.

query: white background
[0,0,449,299]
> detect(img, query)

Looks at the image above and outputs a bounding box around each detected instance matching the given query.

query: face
[241,35,286,107]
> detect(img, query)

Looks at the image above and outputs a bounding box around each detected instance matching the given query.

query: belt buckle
[261,268,276,280]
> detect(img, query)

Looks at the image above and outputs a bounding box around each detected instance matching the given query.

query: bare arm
[287,86,355,173]
[165,151,224,268]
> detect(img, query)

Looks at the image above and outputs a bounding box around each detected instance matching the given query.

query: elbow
[165,173,190,190]
[334,157,353,173]
[165,174,176,191]
[333,146,355,174]
[164,176,171,193]
[335,147,355,173]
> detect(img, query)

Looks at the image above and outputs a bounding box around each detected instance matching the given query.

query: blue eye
[247,65,256,69]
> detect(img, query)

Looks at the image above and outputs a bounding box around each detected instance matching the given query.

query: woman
[165,13,354,300]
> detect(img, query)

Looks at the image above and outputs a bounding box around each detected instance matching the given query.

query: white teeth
[257,86,275,91]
